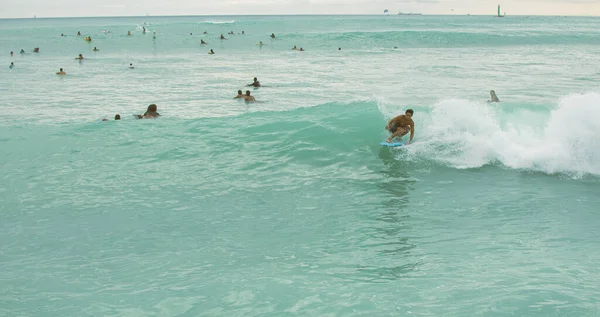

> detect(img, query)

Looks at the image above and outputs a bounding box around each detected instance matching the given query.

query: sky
[0,0,599,18]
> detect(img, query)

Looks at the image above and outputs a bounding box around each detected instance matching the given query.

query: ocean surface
[1,14,600,316]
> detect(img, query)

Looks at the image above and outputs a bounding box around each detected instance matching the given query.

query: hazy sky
[1,0,599,18]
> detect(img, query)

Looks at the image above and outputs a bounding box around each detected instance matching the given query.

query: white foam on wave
[200,20,236,24]
[404,93,600,177]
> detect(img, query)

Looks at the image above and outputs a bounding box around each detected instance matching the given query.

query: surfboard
[380,141,403,147]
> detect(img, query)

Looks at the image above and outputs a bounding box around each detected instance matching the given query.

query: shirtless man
[247,77,260,87]
[56,68,66,75]
[385,109,415,143]
[244,90,255,102]
[234,90,244,99]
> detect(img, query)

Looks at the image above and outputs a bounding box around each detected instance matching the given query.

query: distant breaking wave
[199,20,236,24]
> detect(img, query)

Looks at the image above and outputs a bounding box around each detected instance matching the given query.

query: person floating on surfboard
[488,90,500,102]
[136,104,160,119]
[385,109,415,143]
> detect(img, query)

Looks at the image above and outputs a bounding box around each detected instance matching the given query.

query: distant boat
[496,5,506,17]
[398,12,422,16]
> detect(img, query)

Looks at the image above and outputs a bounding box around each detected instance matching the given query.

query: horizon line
[1,13,599,20]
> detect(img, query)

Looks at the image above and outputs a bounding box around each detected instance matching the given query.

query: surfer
[299,47,305,51]
[77,31,81,36]
[9,62,14,69]
[247,77,261,87]
[129,63,134,69]
[270,33,276,39]
[292,45,297,50]
[244,90,256,102]
[93,47,99,52]
[488,90,500,102]
[75,54,84,60]
[56,68,66,75]
[209,49,215,55]
[201,40,207,44]
[10,51,14,56]
[234,90,245,99]
[136,104,160,119]
[33,47,39,53]
[220,34,226,40]
[103,114,121,121]
[385,109,415,144]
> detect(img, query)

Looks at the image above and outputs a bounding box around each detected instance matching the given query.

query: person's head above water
[115,114,121,120]
[405,109,414,118]
[246,90,251,96]
[147,104,157,112]
[238,90,243,95]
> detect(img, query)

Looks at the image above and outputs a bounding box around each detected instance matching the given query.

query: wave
[282,30,600,47]
[199,20,236,24]
[215,94,600,177]
[401,93,600,177]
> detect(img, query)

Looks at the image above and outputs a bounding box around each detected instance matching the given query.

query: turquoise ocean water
[1,15,600,316]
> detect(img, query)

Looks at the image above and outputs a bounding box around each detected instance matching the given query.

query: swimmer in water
[201,40,207,44]
[220,34,226,40]
[75,54,84,60]
[247,77,261,87]
[299,47,305,51]
[292,45,297,50]
[127,31,132,36]
[270,33,276,39]
[20,49,25,54]
[77,31,81,36]
[203,31,207,34]
[103,114,121,121]
[209,49,215,55]
[61,33,64,37]
[9,62,14,69]
[234,90,244,99]
[153,31,156,39]
[259,41,264,47]
[129,63,134,69]
[136,104,160,119]
[10,51,14,56]
[488,90,500,102]
[93,47,99,51]
[338,47,341,51]
[56,68,66,75]
[143,27,147,34]
[242,31,245,35]
[385,109,415,144]
[244,90,256,102]
[33,47,39,53]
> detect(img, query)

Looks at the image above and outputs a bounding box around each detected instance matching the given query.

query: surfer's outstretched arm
[408,124,415,143]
